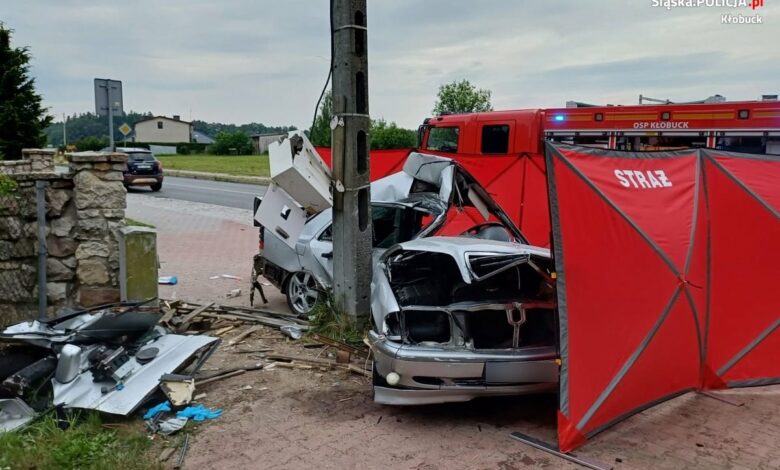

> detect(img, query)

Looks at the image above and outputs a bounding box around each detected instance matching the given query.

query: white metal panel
[51,334,218,416]
[268,132,332,212]
[254,183,308,249]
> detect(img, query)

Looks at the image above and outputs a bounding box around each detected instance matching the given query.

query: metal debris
[0,398,36,433]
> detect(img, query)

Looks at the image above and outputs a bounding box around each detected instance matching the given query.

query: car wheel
[285,271,319,318]
[150,182,162,192]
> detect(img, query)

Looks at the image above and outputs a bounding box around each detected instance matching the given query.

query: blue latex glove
[143,401,171,420]
[176,405,222,422]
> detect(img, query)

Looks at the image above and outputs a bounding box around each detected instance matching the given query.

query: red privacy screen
[546,143,780,452]
[316,147,551,247]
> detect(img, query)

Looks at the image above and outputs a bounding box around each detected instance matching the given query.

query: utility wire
[310,0,335,138]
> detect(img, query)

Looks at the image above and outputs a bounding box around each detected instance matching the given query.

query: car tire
[150,182,162,192]
[284,271,319,318]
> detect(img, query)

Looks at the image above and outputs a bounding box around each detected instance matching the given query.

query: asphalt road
[129,176,267,210]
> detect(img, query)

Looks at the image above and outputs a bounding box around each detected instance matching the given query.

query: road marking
[163,182,265,196]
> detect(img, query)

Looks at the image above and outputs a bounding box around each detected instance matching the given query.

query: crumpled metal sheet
[51,334,218,416]
[0,398,36,433]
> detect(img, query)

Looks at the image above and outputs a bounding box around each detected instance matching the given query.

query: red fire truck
[415,98,780,245]
[545,99,780,154]
[419,98,780,157]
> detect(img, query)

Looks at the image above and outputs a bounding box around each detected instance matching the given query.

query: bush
[211,131,254,155]
[370,119,417,149]
[0,174,18,196]
[74,136,108,151]
[175,142,207,155]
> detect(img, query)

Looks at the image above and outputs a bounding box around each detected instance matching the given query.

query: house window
[157,121,164,129]
[481,125,510,154]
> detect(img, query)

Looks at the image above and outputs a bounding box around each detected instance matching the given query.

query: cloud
[3,0,778,129]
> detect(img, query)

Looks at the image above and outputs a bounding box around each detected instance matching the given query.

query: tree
[211,131,254,155]
[45,111,152,147]
[308,90,415,149]
[309,91,333,147]
[432,79,493,115]
[74,136,109,151]
[370,119,417,149]
[0,24,52,160]
[190,120,295,141]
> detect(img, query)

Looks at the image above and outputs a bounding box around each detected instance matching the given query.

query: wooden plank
[275,362,314,370]
[176,302,215,333]
[311,333,367,357]
[228,325,262,346]
[266,353,336,367]
[234,348,274,354]
[196,364,264,381]
[159,447,177,462]
[347,364,372,377]
[159,306,177,326]
[213,325,236,336]
[201,312,310,331]
[195,370,245,386]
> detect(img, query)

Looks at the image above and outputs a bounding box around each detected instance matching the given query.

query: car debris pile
[0,301,219,433]
[157,300,309,338]
[158,300,372,377]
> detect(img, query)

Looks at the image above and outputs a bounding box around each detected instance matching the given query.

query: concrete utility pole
[331,0,372,323]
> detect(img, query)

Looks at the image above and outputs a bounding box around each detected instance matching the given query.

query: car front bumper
[367,330,559,405]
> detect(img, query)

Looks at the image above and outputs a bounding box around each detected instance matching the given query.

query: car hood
[381,236,550,285]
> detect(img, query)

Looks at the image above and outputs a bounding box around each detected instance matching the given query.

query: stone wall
[0,150,128,324]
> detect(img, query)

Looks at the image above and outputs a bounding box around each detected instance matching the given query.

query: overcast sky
[3,0,778,129]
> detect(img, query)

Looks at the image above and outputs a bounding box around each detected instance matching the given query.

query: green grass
[157,154,270,177]
[126,218,155,228]
[308,292,367,348]
[0,411,158,470]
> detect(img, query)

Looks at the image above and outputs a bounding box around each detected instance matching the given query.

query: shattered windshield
[437,171,528,244]
[373,204,437,249]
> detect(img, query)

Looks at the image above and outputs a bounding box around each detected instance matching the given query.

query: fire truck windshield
[426,126,459,153]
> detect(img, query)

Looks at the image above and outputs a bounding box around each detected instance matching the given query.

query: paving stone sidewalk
[125,193,287,311]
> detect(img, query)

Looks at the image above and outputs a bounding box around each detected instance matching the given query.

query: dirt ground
[180,326,780,470]
[128,194,780,470]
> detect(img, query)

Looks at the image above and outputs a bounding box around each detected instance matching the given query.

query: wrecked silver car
[254,152,527,316]
[368,237,558,405]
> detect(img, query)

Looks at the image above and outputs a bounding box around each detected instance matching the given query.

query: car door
[306,222,334,280]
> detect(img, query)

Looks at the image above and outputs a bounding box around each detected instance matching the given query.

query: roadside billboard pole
[108,100,114,151]
[94,78,123,152]
[331,0,371,323]
[62,113,67,148]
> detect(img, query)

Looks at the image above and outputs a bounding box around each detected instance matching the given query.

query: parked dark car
[112,147,164,191]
